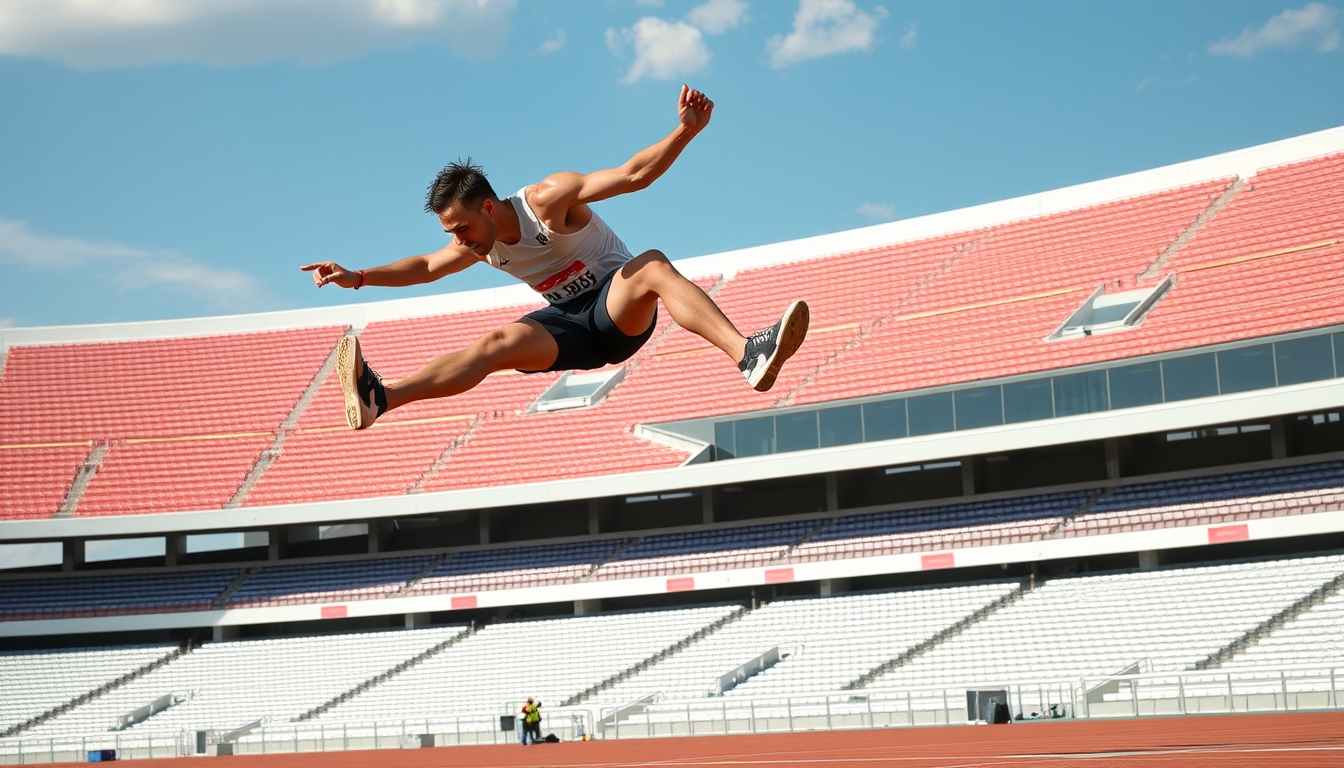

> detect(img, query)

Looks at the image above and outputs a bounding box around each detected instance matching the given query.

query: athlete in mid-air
[302,85,809,431]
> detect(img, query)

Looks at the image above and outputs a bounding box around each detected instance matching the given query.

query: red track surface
[68,712,1344,767]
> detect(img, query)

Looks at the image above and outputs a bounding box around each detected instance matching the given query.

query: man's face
[439,199,497,258]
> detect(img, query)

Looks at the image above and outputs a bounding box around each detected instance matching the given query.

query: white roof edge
[3,377,1339,542]
[3,125,1342,350]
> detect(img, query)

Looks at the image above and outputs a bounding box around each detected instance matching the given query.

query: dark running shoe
[337,336,387,430]
[739,300,810,392]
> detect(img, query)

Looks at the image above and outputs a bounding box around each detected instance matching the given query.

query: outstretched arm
[530,85,713,216]
[301,242,478,290]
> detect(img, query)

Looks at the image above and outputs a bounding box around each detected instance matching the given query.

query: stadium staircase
[1194,567,1344,671]
[295,625,475,722]
[227,331,349,508]
[562,604,752,706]
[211,567,258,609]
[1,644,189,738]
[56,441,107,518]
[1042,488,1115,540]
[770,519,833,563]
[577,537,642,581]
[406,417,485,495]
[391,553,450,597]
[843,578,1034,690]
[1136,178,1243,282]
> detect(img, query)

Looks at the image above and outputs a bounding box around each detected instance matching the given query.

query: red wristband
[354,269,365,290]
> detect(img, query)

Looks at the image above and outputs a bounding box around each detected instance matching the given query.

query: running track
[56,711,1344,767]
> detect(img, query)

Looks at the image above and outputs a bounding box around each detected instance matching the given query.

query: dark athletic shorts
[519,268,656,373]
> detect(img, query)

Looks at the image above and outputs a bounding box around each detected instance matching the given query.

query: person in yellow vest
[520,698,541,745]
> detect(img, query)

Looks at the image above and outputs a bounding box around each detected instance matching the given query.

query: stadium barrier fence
[0,664,1339,762]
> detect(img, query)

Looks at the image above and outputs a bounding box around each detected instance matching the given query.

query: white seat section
[1223,589,1344,668]
[314,605,737,722]
[866,554,1344,691]
[0,645,175,732]
[25,627,465,737]
[594,582,1017,705]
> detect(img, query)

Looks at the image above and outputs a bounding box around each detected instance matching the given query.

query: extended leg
[338,320,558,429]
[385,320,558,410]
[604,250,747,362]
[604,250,809,392]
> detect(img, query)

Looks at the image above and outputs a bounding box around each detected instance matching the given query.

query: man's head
[527,698,534,704]
[426,159,501,258]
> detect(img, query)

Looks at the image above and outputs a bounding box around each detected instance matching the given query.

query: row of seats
[9,553,1342,736]
[4,461,1341,619]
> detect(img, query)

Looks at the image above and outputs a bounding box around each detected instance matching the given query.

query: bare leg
[382,320,559,413]
[604,250,748,362]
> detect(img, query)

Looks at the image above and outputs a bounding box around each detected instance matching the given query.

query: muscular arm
[528,85,713,226]
[301,242,478,290]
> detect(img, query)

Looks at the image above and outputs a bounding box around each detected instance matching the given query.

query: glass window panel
[819,405,863,448]
[1003,379,1053,423]
[776,411,820,453]
[955,385,1003,430]
[1275,335,1335,385]
[908,392,954,436]
[1336,333,1344,378]
[1089,301,1140,325]
[1053,370,1109,416]
[713,420,735,460]
[1217,344,1275,394]
[862,399,907,441]
[1108,362,1163,409]
[734,416,775,458]
[1163,353,1218,402]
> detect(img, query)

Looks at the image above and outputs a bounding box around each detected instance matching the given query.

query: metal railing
[1,663,1339,763]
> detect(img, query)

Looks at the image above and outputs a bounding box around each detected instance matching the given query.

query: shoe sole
[751,300,810,392]
[336,335,368,430]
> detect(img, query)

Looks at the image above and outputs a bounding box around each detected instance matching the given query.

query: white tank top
[486,186,635,305]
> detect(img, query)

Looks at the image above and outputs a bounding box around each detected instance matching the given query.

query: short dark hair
[425,158,498,214]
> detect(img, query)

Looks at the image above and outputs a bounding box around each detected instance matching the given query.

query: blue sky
[1,0,1342,328]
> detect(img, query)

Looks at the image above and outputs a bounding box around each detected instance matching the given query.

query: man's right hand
[301,261,359,288]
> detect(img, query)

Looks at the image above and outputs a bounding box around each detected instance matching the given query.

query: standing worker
[520,698,541,745]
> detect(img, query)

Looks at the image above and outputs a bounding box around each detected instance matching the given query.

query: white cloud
[0,0,516,69]
[537,28,566,55]
[858,202,896,222]
[0,219,267,313]
[634,0,665,6]
[688,0,749,35]
[611,18,710,83]
[609,0,747,82]
[898,22,916,48]
[1209,3,1339,58]
[767,0,886,68]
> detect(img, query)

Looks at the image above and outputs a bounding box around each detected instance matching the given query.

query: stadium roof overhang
[1,376,1339,542]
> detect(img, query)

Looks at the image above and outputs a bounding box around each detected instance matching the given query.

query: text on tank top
[486,187,635,304]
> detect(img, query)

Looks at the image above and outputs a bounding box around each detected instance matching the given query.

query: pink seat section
[788,180,1232,403]
[0,444,91,520]
[244,419,478,506]
[1162,153,1344,273]
[0,327,345,445]
[250,305,558,505]
[76,436,272,517]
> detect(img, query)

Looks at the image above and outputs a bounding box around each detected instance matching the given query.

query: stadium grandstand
[0,126,1342,761]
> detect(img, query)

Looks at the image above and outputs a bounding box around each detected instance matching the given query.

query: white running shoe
[739,300,810,392]
[336,336,386,430]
